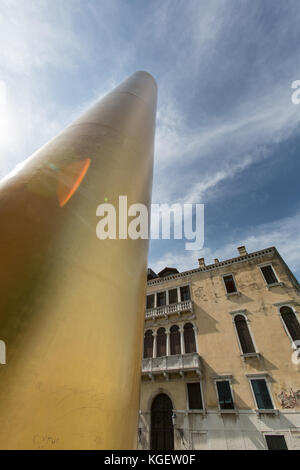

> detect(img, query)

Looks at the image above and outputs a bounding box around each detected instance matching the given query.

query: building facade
[138,246,300,450]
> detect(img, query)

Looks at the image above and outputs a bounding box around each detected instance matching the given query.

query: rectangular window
[260,265,278,285]
[187,383,203,410]
[156,291,166,307]
[216,380,234,409]
[168,288,178,304]
[223,275,237,294]
[265,435,288,450]
[146,294,154,309]
[180,285,190,301]
[251,379,273,410]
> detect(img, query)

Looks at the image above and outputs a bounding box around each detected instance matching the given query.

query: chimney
[198,257,205,267]
[237,246,247,256]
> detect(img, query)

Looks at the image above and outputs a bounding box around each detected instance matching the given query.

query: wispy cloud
[153,77,300,204]
[0,0,87,75]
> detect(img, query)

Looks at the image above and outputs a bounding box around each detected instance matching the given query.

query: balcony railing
[145,299,193,319]
[142,352,202,380]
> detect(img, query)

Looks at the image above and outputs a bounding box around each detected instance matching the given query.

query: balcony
[145,299,193,320]
[142,352,202,381]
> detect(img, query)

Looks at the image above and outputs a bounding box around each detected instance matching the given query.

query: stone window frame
[146,293,155,309]
[179,284,192,302]
[183,321,199,354]
[144,321,198,358]
[143,329,154,359]
[257,262,282,289]
[229,309,260,360]
[156,289,167,308]
[246,373,278,416]
[262,432,289,450]
[212,374,238,415]
[273,301,300,351]
[185,379,206,415]
[222,272,240,297]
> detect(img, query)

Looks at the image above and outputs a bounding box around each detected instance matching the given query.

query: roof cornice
[147,247,276,286]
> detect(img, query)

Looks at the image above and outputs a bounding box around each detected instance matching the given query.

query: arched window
[143,330,154,358]
[170,325,181,355]
[184,323,196,353]
[156,328,167,357]
[280,306,300,343]
[234,314,255,353]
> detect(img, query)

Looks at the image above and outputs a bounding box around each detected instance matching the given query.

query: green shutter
[251,379,273,409]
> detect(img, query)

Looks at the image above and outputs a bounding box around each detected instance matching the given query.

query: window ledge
[255,409,279,416]
[266,282,283,290]
[240,352,261,361]
[226,291,240,298]
[218,408,238,415]
[186,409,206,416]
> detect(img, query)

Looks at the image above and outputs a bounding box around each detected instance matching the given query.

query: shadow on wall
[193,305,219,335]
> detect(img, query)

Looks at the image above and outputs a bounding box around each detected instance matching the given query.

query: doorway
[151,393,174,450]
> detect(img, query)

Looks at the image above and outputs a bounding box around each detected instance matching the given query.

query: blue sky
[0,0,300,279]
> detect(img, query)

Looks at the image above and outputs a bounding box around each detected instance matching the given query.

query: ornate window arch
[230,311,257,355]
[170,325,181,355]
[279,305,300,347]
[156,327,167,357]
[143,329,154,358]
[183,322,197,353]
[233,313,256,354]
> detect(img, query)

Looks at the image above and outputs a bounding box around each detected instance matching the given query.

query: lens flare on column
[57,158,91,207]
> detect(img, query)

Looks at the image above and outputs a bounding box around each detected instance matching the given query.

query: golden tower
[0,71,157,449]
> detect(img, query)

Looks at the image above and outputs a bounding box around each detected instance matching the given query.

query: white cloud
[0,0,87,75]
[0,0,93,178]
[153,78,300,205]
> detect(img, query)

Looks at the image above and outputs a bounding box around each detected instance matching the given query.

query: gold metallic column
[0,71,157,449]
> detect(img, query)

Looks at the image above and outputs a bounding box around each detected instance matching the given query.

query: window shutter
[156,328,167,357]
[144,330,154,358]
[157,291,166,307]
[168,289,178,304]
[223,275,237,293]
[280,307,300,342]
[146,294,155,309]
[216,381,234,409]
[251,379,273,409]
[261,265,277,285]
[170,326,181,355]
[187,383,203,410]
[184,323,196,353]
[234,315,255,353]
[265,435,288,450]
[180,286,190,301]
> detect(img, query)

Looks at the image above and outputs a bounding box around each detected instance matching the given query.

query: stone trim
[148,247,276,286]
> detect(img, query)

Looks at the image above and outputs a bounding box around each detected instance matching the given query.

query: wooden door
[151,394,174,450]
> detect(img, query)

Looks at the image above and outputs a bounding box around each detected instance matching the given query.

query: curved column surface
[0,71,157,449]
